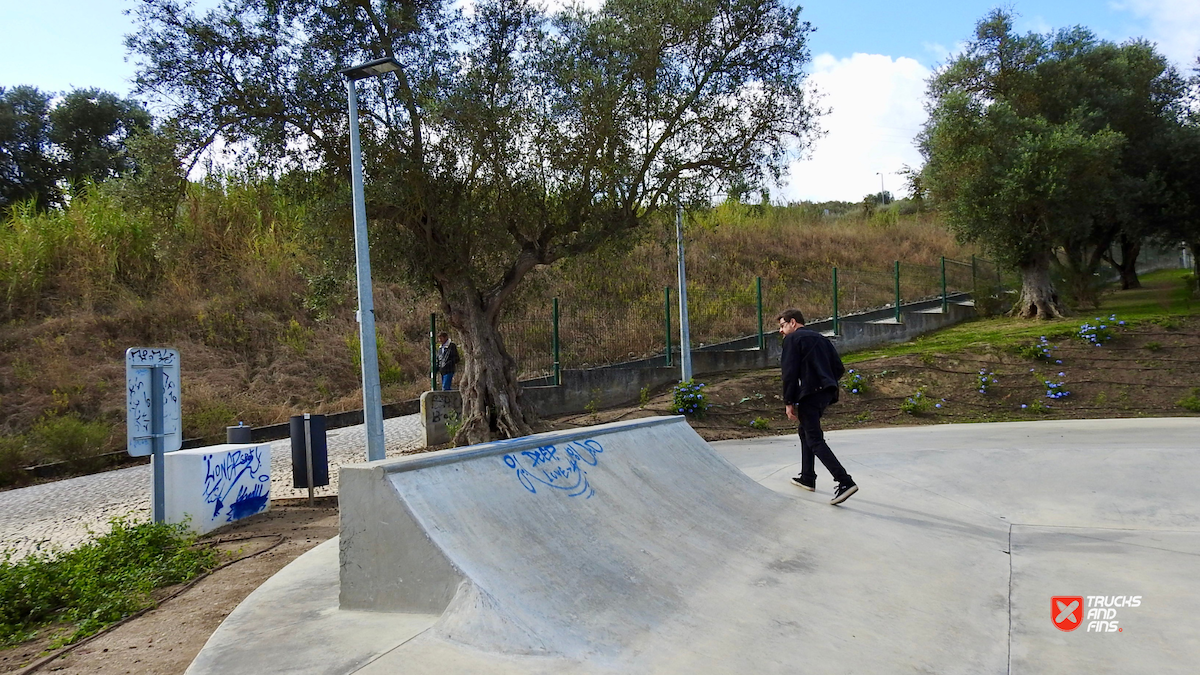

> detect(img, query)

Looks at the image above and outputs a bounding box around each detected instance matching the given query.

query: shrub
[27,414,111,464]
[0,518,217,646]
[672,380,709,418]
[901,388,934,415]
[1178,389,1200,413]
[749,417,770,430]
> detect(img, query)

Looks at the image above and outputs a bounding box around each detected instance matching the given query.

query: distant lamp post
[340,57,400,462]
[876,171,886,205]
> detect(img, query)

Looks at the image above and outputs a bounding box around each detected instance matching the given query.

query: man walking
[777,309,858,505]
[435,331,459,391]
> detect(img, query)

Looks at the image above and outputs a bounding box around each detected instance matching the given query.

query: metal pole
[894,260,901,323]
[429,313,437,391]
[832,267,839,336]
[941,256,948,313]
[552,298,561,386]
[877,172,885,204]
[676,205,693,382]
[347,78,385,462]
[755,276,764,350]
[303,413,314,507]
[664,287,672,367]
[151,366,165,523]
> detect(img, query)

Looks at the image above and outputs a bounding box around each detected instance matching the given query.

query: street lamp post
[340,57,401,462]
[675,205,693,382]
[876,171,885,205]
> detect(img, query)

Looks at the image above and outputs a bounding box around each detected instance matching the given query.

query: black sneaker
[790,475,815,491]
[830,482,858,505]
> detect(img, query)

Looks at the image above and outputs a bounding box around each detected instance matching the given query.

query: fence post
[894,260,901,322]
[941,256,948,313]
[665,286,672,367]
[552,297,561,386]
[755,276,764,350]
[429,313,437,391]
[832,267,839,336]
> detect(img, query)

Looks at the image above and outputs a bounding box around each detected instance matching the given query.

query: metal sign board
[126,348,182,457]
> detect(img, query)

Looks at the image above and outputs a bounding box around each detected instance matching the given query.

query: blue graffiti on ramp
[502,439,604,498]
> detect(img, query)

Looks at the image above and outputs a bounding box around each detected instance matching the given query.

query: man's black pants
[796,388,853,486]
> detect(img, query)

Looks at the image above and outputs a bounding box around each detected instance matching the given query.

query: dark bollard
[289,414,330,504]
[226,423,253,444]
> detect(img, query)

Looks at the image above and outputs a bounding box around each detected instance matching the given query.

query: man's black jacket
[781,328,846,405]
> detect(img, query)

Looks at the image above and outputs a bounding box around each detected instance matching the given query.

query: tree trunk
[439,279,534,445]
[1102,234,1142,290]
[1189,241,1200,296]
[1010,253,1066,319]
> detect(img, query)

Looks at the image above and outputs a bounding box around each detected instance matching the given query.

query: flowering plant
[843,369,868,395]
[1044,374,1070,399]
[976,369,998,394]
[672,380,709,417]
[1077,314,1123,347]
[901,388,934,415]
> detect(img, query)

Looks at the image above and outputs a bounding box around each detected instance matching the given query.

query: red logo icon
[1053,596,1084,631]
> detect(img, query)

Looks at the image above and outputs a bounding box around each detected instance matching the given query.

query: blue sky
[2,0,1198,201]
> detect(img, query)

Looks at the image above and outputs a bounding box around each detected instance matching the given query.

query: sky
[2,0,1198,202]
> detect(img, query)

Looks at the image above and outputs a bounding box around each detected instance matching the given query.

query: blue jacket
[780,329,845,405]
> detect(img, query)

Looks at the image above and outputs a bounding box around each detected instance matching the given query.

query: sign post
[126,348,182,523]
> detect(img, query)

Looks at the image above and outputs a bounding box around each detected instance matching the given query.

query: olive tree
[128,0,820,441]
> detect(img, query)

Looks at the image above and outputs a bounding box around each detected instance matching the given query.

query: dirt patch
[538,317,1200,440]
[0,499,338,675]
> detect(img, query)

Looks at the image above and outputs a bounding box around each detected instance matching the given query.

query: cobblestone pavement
[0,414,425,559]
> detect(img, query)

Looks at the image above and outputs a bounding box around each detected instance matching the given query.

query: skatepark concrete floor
[186,417,1200,675]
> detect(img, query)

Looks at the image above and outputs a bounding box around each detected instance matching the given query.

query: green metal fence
[429,256,1007,383]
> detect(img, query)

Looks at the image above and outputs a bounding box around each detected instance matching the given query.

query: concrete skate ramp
[338,416,791,661]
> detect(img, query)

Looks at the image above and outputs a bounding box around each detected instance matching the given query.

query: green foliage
[280,318,314,355]
[920,10,1189,315]
[27,414,112,464]
[1178,389,1200,413]
[0,518,217,647]
[48,89,152,190]
[672,380,710,418]
[638,386,652,408]
[748,417,770,430]
[901,388,934,415]
[1143,341,1163,352]
[444,411,464,442]
[0,86,57,210]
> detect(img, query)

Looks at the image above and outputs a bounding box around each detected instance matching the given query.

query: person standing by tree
[436,332,459,391]
[777,309,857,505]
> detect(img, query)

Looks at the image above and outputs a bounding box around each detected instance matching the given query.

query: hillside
[0,182,973,484]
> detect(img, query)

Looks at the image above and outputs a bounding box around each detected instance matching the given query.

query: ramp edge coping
[351,415,686,475]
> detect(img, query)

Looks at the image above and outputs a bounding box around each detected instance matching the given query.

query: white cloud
[1111,0,1200,66]
[779,53,931,203]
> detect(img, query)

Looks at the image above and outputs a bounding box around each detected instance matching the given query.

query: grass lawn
[844,268,1197,364]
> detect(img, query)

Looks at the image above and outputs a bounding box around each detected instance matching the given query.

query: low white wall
[153,442,272,534]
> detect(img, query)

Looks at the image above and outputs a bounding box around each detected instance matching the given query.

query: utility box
[154,442,272,534]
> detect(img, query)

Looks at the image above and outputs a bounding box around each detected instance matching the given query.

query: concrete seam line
[1007,523,1013,675]
[13,534,286,675]
[349,626,434,674]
